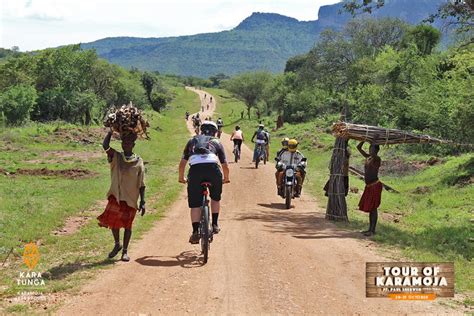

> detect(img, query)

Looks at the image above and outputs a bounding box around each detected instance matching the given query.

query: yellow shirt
[107,151,145,209]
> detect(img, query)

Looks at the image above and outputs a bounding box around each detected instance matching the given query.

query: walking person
[357,142,382,237]
[98,130,146,261]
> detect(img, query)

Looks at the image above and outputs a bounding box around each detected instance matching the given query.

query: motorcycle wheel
[285,186,292,209]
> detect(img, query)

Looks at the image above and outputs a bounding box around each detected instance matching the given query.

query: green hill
[81,0,445,78]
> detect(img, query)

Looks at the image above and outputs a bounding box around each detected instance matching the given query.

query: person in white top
[230,125,244,153]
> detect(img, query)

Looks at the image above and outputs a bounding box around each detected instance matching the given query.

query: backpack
[191,135,216,155]
[256,130,267,141]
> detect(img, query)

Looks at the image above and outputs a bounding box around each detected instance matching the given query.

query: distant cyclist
[251,124,269,162]
[216,117,224,138]
[185,111,190,121]
[178,121,230,244]
[193,115,201,134]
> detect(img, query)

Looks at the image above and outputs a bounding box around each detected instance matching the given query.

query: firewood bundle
[325,137,349,222]
[332,121,449,145]
[104,103,149,139]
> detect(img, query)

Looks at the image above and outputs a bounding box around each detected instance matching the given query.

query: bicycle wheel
[200,205,210,263]
[234,146,239,163]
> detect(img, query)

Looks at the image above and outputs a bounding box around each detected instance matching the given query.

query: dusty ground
[55,89,456,315]
[6,168,96,179]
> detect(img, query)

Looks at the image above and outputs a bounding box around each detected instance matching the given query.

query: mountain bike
[199,182,213,263]
[233,143,240,163]
[255,143,266,169]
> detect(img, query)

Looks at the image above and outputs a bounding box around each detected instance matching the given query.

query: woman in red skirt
[357,142,382,237]
[97,130,146,261]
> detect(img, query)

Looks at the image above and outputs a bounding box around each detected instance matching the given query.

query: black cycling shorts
[233,139,242,152]
[187,163,223,208]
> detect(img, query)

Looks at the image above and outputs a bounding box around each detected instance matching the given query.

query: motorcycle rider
[264,127,271,163]
[251,124,268,162]
[276,137,289,159]
[178,121,230,244]
[274,137,289,191]
[275,139,306,197]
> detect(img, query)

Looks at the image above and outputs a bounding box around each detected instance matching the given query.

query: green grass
[212,88,473,296]
[0,86,200,312]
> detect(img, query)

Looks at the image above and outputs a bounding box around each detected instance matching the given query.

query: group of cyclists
[180,110,307,244]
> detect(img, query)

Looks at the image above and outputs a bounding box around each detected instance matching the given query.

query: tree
[284,54,308,73]
[402,25,441,55]
[141,72,157,107]
[209,73,230,87]
[0,85,37,125]
[224,72,271,119]
[150,92,168,112]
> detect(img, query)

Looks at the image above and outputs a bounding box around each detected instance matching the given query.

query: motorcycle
[276,158,307,209]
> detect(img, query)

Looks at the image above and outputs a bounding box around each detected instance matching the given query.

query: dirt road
[56,89,452,315]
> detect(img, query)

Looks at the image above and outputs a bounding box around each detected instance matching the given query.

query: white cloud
[0,0,340,51]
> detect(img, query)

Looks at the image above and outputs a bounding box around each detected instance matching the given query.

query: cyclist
[178,121,230,244]
[216,117,224,138]
[185,111,190,120]
[193,115,201,135]
[275,139,306,197]
[251,124,268,162]
[230,125,244,154]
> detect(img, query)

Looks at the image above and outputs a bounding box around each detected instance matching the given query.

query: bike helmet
[281,137,289,149]
[258,124,264,130]
[288,139,298,152]
[200,120,218,136]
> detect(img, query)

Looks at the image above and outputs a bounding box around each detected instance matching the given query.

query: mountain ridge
[81,0,446,77]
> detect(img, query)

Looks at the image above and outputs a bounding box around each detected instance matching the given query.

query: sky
[1,0,340,51]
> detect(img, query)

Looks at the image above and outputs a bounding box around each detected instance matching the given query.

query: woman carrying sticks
[357,141,382,237]
[97,130,146,261]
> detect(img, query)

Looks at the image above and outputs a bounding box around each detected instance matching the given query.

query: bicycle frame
[256,143,266,158]
[200,182,212,263]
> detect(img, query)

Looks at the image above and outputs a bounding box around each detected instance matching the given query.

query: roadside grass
[212,88,473,295]
[0,86,200,312]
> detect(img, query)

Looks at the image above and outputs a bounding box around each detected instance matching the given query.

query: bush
[0,85,37,125]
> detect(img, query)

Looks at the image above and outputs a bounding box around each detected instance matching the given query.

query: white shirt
[279,151,305,166]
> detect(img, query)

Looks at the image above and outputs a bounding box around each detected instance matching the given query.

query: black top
[182,137,227,164]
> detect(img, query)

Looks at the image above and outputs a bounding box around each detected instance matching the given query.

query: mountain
[81,0,445,78]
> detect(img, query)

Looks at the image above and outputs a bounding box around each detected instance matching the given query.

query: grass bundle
[104,103,149,139]
[332,121,449,145]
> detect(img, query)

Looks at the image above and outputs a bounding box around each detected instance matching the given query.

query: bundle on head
[331,121,449,145]
[104,103,150,139]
